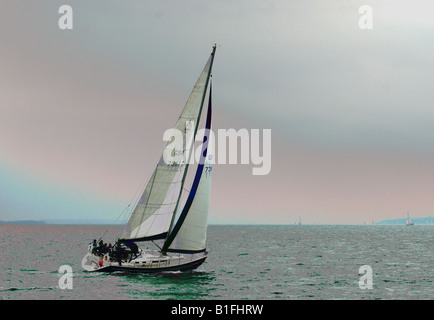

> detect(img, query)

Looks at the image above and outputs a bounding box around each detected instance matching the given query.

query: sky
[1,0,434,224]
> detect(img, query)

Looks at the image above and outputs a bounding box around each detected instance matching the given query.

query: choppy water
[0,224,432,300]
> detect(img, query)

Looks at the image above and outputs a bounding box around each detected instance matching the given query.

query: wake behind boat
[82,45,216,273]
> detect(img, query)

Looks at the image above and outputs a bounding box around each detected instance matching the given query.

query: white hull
[81,246,207,273]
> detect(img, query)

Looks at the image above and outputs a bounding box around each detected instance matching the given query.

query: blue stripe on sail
[162,82,212,252]
[168,248,207,254]
[120,232,168,243]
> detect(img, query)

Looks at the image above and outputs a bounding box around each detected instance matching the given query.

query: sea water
[0,224,432,300]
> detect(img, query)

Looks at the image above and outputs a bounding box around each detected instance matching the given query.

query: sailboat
[82,45,216,273]
[406,212,414,226]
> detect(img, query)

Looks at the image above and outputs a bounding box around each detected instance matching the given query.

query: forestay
[119,52,215,242]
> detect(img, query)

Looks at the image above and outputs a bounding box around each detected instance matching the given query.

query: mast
[162,80,213,253]
[163,45,216,252]
[118,45,217,243]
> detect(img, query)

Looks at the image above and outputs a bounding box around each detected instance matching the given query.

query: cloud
[1,0,434,223]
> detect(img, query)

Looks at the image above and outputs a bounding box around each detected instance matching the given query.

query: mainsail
[163,82,213,253]
[119,46,216,243]
[406,212,413,226]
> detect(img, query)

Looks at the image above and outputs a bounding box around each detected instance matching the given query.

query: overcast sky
[1,0,433,224]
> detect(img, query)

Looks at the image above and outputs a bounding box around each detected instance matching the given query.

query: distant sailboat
[82,45,216,273]
[406,212,414,226]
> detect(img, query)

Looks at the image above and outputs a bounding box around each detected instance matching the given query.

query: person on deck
[91,239,97,254]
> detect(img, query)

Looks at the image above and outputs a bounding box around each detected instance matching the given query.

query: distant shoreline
[0,220,46,225]
[0,219,121,225]
[376,216,434,225]
[1,217,433,226]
